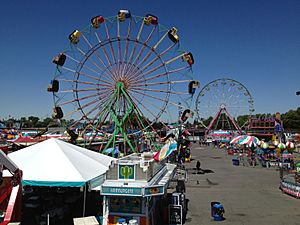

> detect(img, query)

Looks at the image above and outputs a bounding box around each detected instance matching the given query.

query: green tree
[42,117,55,127]
[28,116,40,127]
[202,116,213,127]
[237,115,249,127]
[281,108,300,129]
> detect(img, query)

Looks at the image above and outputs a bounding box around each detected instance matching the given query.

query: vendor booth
[6,138,116,224]
[101,153,176,225]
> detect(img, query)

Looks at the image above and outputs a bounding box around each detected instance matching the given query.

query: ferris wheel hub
[116,81,125,88]
[115,80,129,91]
[220,104,226,109]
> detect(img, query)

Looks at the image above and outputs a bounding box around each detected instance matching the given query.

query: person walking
[196,160,201,171]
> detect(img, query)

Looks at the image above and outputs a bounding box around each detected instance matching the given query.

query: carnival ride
[247,117,283,142]
[48,11,198,153]
[0,150,22,225]
[195,78,254,140]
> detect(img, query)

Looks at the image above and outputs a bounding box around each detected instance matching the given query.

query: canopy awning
[8,138,115,187]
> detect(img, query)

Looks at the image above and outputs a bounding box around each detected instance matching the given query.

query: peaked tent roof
[8,138,115,187]
[7,136,41,146]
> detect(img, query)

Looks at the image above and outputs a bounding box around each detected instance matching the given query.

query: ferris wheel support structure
[205,107,242,135]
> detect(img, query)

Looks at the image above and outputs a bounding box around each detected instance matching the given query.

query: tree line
[1,107,300,130]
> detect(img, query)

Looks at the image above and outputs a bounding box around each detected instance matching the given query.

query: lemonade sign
[118,164,135,180]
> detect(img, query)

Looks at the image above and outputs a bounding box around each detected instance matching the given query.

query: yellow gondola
[168,27,179,43]
[69,30,81,44]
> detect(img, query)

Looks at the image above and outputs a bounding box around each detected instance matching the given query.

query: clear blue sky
[0,0,299,120]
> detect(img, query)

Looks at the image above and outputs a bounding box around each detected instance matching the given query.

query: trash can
[232,158,239,166]
[212,203,225,221]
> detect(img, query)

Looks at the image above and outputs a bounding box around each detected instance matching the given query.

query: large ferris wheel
[48,10,198,151]
[195,78,254,131]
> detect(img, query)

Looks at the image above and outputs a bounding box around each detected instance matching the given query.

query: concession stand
[101,153,176,225]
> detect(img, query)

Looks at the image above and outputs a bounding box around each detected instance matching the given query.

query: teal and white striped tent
[8,138,115,187]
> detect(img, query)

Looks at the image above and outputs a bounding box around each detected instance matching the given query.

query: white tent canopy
[8,138,115,187]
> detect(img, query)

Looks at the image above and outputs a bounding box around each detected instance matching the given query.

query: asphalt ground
[184,145,300,225]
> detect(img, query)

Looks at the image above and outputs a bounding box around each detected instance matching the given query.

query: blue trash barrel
[232,158,239,166]
[212,203,225,221]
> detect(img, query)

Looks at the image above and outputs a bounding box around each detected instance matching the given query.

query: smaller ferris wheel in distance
[195,78,255,135]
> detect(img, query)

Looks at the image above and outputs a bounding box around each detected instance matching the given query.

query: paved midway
[184,145,300,225]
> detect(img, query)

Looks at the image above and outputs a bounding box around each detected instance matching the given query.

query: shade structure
[8,138,115,187]
[153,139,177,162]
[278,142,286,149]
[7,136,41,146]
[230,135,247,144]
[261,142,269,149]
[239,136,259,146]
[247,142,257,149]
[230,135,259,146]
[286,142,296,149]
